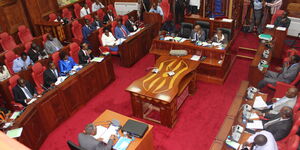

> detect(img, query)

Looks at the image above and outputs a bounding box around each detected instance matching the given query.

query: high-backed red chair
[8,75,20,98]
[160,0,170,23]
[107,4,117,17]
[86,0,93,11]
[277,112,300,147]
[31,62,46,94]
[73,3,82,19]
[84,15,94,23]
[0,32,17,51]
[98,28,117,55]
[122,15,128,25]
[49,13,57,22]
[52,51,60,68]
[24,42,32,53]
[97,9,105,21]
[18,25,34,44]
[111,21,117,35]
[287,135,299,150]
[4,51,18,75]
[267,72,300,90]
[69,42,80,63]
[62,8,73,21]
[42,33,48,45]
[271,10,284,24]
[72,20,83,44]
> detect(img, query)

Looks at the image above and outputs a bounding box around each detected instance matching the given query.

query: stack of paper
[258,34,273,41]
[253,96,267,110]
[246,120,263,129]
[6,127,23,138]
[222,18,233,22]
[190,55,200,61]
[101,125,119,143]
[249,113,260,120]
[91,57,104,63]
[266,24,274,29]
[93,125,108,139]
[276,27,286,31]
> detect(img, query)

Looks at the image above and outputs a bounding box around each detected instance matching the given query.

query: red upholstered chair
[4,51,18,75]
[42,33,48,45]
[107,4,117,17]
[271,10,284,24]
[52,51,60,68]
[72,20,83,44]
[122,15,128,25]
[160,0,170,23]
[98,28,112,54]
[111,21,117,35]
[31,62,46,94]
[97,9,105,21]
[62,8,73,21]
[24,42,32,53]
[73,3,82,18]
[86,0,93,11]
[69,42,80,63]
[8,75,24,110]
[267,72,300,90]
[18,25,34,44]
[84,15,94,23]
[49,13,57,22]
[0,32,17,51]
[286,135,299,150]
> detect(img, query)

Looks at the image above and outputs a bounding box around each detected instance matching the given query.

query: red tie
[120,26,127,37]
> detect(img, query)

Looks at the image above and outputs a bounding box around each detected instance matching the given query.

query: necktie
[86,9,88,15]
[120,27,127,37]
[195,33,198,41]
[23,87,33,99]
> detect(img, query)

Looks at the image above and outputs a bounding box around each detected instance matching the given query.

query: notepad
[6,127,23,138]
[276,27,286,31]
[190,55,201,61]
[249,113,259,120]
[253,96,267,110]
[226,139,240,149]
[266,24,274,29]
[91,57,104,62]
[222,18,233,22]
[246,120,263,129]
[10,111,21,120]
[101,125,118,143]
[259,34,272,41]
[113,137,132,150]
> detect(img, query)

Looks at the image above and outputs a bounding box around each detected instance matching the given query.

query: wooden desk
[184,15,234,38]
[126,56,200,128]
[150,36,233,84]
[93,110,154,150]
[7,56,115,150]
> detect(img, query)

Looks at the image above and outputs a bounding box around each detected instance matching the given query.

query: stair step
[236,54,254,60]
[239,47,257,52]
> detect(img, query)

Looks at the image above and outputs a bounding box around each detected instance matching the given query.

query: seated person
[92,0,104,12]
[190,24,206,42]
[92,15,103,29]
[274,11,291,28]
[12,52,33,73]
[101,27,119,52]
[82,19,96,44]
[44,34,63,54]
[211,29,228,44]
[257,55,300,89]
[114,19,130,39]
[12,78,37,106]
[28,42,48,62]
[243,130,278,150]
[80,4,91,18]
[149,3,164,18]
[79,43,93,65]
[43,62,59,89]
[125,16,138,32]
[0,63,11,81]
[259,106,293,141]
[103,9,115,24]
[161,20,175,34]
[78,123,115,150]
[58,51,77,76]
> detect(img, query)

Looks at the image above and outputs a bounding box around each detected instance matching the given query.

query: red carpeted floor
[39,32,274,150]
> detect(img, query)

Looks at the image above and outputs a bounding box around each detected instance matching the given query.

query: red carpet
[39,32,263,150]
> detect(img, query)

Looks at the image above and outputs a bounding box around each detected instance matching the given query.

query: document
[253,96,267,110]
[246,120,263,129]
[55,76,68,85]
[101,125,118,143]
[226,139,240,149]
[93,125,108,139]
[249,112,259,120]
[26,98,37,105]
[190,55,201,61]
[10,111,21,119]
[222,18,233,22]
[276,27,286,31]
[116,38,126,45]
[6,127,23,138]
[266,24,274,29]
[91,57,104,63]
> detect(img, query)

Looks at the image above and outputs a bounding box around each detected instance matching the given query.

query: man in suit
[78,123,116,150]
[12,78,37,106]
[92,15,103,29]
[114,20,130,39]
[125,16,138,32]
[28,42,48,63]
[262,106,293,141]
[257,55,300,89]
[43,62,59,89]
[190,25,206,42]
[79,43,92,65]
[44,34,63,54]
[103,9,114,24]
[274,11,291,28]
[82,19,96,44]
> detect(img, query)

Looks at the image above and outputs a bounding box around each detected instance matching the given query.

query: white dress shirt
[269,96,297,114]
[12,56,33,73]
[101,32,116,46]
[0,66,11,81]
[129,20,137,31]
[92,2,104,12]
[80,7,91,17]
[247,130,278,150]
[266,0,282,14]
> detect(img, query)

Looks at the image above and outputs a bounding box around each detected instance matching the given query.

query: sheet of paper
[164,36,174,41]
[266,24,274,28]
[91,57,104,63]
[222,18,233,22]
[249,112,259,120]
[246,120,263,129]
[93,125,107,139]
[55,76,68,85]
[6,127,23,138]
[276,27,286,31]
[253,96,267,110]
[26,98,37,105]
[113,137,132,150]
[190,55,200,61]
[225,139,240,149]
[10,111,21,119]
[116,38,126,45]
[101,125,118,143]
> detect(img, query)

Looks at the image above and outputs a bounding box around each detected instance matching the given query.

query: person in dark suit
[12,78,37,106]
[174,0,189,23]
[28,42,48,63]
[78,123,116,150]
[274,11,291,28]
[43,62,59,89]
[125,16,138,32]
[103,9,115,24]
[263,106,293,141]
[190,25,206,42]
[82,19,96,44]
[114,19,130,39]
[92,15,103,29]
[78,43,93,65]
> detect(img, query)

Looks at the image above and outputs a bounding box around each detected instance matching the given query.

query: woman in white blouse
[101,27,119,52]
[0,64,11,81]
[211,29,228,44]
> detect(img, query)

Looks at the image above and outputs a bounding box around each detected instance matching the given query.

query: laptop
[121,119,148,138]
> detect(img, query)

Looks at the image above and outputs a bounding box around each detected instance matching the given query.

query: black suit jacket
[78,49,91,65]
[125,20,136,32]
[92,20,103,29]
[28,49,40,63]
[264,113,293,141]
[103,14,114,24]
[43,69,58,88]
[12,81,37,106]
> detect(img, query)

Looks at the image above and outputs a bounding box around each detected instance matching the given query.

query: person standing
[249,0,263,33]
[92,0,104,12]
[174,0,189,24]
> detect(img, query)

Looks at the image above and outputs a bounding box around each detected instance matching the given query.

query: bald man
[244,130,278,150]
[190,25,206,42]
[268,87,298,114]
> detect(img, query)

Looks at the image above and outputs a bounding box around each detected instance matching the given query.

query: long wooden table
[7,56,115,150]
[126,56,200,128]
[150,36,233,84]
[93,110,154,150]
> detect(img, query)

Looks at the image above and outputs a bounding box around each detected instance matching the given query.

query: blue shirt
[12,56,33,73]
[58,57,77,76]
[254,0,263,10]
[149,6,164,18]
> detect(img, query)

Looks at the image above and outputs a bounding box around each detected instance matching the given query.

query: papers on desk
[190,55,201,61]
[266,24,275,29]
[72,65,83,71]
[258,34,272,41]
[91,57,104,63]
[128,28,142,36]
[246,120,263,129]
[6,127,23,138]
[93,125,108,139]
[10,111,21,120]
[116,38,126,45]
[212,42,222,46]
[163,36,187,43]
[55,76,68,85]
[113,137,132,150]
[26,97,37,105]
[253,96,267,110]
[226,139,240,150]
[222,18,233,22]
[3,122,13,129]
[94,125,118,144]
[276,27,287,31]
[249,112,260,120]
[201,42,211,47]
